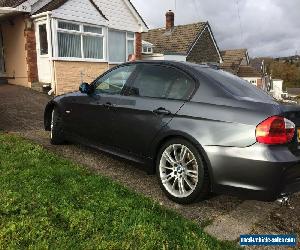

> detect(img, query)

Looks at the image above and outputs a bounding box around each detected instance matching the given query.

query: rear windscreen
[197,67,275,102]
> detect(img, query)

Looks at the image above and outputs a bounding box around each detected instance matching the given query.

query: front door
[108,63,196,158]
[35,20,51,83]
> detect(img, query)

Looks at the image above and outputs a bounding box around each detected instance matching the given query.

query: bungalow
[0,0,148,95]
[221,48,265,88]
[141,10,223,65]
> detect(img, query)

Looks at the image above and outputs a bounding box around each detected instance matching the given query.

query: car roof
[125,60,212,69]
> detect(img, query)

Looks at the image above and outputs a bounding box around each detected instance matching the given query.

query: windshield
[196,67,275,102]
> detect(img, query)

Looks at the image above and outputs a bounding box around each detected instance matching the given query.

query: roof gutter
[31,11,52,19]
[0,6,29,16]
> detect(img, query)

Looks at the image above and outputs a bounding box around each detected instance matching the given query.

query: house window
[108,30,135,63]
[142,46,153,54]
[127,32,135,56]
[39,24,48,55]
[57,21,104,60]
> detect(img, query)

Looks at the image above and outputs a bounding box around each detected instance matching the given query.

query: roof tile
[0,0,26,8]
[142,22,207,54]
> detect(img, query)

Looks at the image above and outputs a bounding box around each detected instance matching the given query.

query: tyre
[156,138,210,204]
[50,108,65,145]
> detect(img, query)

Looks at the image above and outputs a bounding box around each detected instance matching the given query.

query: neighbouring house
[237,65,263,88]
[0,0,148,95]
[269,79,285,100]
[220,48,266,89]
[220,49,249,75]
[141,10,223,65]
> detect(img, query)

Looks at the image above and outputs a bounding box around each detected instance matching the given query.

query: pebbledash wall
[53,61,109,95]
[1,15,29,87]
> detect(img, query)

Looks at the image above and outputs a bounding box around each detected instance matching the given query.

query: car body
[44,61,300,204]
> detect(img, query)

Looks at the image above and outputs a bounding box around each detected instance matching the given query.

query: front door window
[38,24,48,55]
[94,65,136,95]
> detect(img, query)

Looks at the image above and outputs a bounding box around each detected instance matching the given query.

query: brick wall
[135,32,142,60]
[187,28,220,64]
[53,60,109,95]
[24,17,38,85]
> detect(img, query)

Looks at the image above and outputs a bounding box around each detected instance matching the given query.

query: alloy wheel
[159,144,199,198]
[50,110,54,139]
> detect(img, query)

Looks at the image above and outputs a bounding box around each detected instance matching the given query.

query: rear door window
[197,67,274,101]
[128,64,195,100]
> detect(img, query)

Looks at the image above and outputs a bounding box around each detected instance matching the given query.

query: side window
[129,65,195,100]
[94,65,136,95]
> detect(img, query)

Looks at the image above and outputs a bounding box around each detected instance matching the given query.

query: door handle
[153,107,171,115]
[102,102,114,108]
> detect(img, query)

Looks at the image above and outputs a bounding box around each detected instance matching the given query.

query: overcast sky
[131,0,300,58]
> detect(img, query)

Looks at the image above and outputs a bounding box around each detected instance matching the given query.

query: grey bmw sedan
[44,61,300,204]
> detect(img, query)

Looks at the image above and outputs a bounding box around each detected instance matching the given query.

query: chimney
[165,10,174,30]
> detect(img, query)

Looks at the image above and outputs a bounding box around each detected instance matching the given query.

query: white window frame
[142,46,153,54]
[53,19,106,62]
[108,29,136,64]
[126,32,135,59]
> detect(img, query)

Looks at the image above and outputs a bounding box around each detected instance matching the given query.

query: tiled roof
[35,0,68,14]
[237,66,261,78]
[220,49,248,74]
[142,22,207,54]
[0,0,26,7]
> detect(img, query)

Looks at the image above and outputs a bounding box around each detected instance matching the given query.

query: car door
[63,65,137,146]
[108,63,197,158]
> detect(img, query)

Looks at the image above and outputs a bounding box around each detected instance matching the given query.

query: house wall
[187,27,220,64]
[51,0,108,26]
[94,0,144,32]
[242,77,263,88]
[135,32,142,60]
[271,79,283,100]
[1,15,28,87]
[54,60,109,95]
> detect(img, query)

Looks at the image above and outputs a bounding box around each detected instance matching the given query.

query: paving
[0,84,51,131]
[1,83,298,245]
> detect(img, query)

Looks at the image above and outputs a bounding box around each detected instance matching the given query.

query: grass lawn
[0,133,238,249]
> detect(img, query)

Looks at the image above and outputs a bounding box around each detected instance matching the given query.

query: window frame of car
[91,64,138,96]
[124,63,199,101]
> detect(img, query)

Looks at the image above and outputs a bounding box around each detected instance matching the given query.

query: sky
[130,0,300,58]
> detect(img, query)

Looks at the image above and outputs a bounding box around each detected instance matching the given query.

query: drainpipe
[46,12,55,96]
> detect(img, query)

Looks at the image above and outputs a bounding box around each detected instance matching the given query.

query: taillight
[256,116,295,145]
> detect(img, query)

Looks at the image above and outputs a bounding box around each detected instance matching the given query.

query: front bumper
[204,143,300,201]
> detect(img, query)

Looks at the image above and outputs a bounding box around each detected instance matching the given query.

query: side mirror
[79,82,94,94]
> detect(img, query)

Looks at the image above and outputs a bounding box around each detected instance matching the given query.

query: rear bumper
[204,143,300,201]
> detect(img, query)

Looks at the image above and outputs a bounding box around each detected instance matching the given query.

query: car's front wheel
[50,108,65,145]
[157,138,210,204]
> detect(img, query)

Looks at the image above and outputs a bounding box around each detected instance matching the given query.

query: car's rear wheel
[157,138,210,204]
[50,108,65,145]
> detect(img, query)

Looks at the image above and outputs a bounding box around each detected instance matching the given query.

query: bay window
[108,30,135,63]
[57,20,104,60]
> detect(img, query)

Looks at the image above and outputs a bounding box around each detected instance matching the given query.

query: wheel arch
[44,101,61,131]
[151,131,214,188]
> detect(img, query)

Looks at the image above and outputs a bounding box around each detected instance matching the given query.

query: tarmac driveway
[0,83,298,245]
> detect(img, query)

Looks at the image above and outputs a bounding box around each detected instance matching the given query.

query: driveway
[0,83,299,244]
[0,84,51,131]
